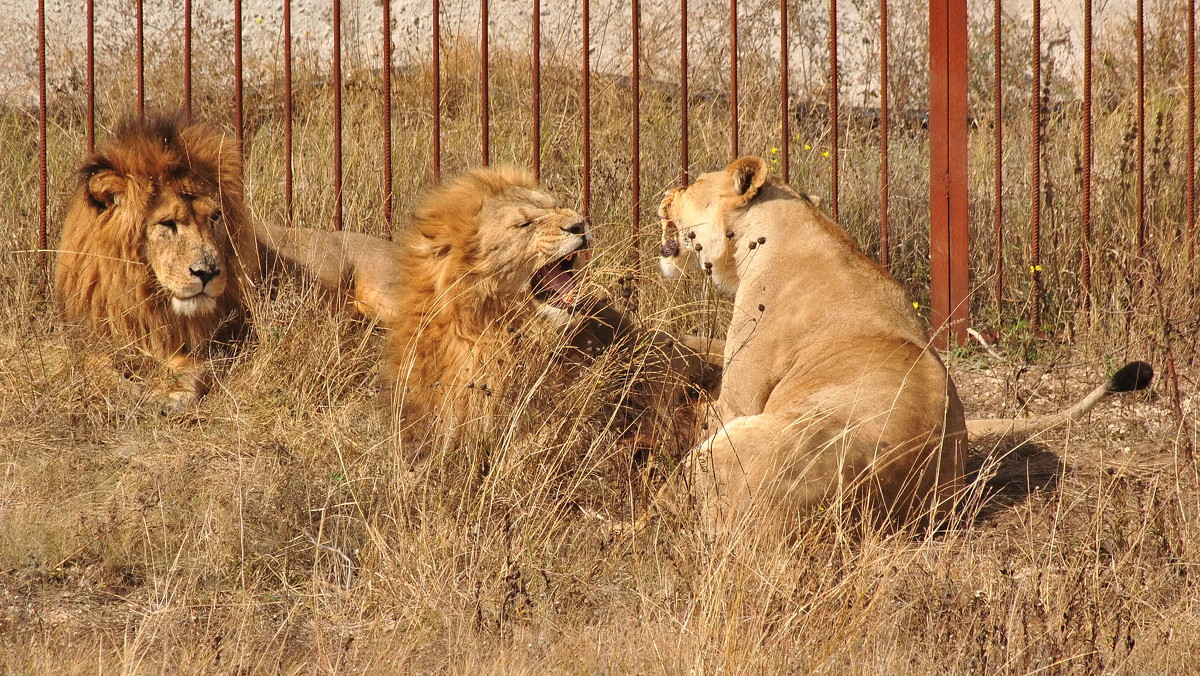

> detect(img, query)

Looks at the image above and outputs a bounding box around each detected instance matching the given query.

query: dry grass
[3,6,1200,672]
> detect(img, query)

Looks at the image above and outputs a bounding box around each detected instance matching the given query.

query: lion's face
[137,186,229,317]
[470,185,591,322]
[657,157,769,294]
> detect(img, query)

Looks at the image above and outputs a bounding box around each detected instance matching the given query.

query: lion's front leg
[135,355,210,414]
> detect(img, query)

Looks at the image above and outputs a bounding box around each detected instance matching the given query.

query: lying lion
[55,115,259,412]
[657,156,1152,532]
[256,167,715,456]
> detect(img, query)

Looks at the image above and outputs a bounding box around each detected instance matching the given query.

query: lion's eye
[515,220,533,229]
[210,210,222,223]
[159,220,178,233]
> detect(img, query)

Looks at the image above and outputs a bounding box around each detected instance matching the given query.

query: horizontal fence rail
[22,0,1200,345]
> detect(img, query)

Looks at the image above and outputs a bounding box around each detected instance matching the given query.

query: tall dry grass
[2,2,1199,672]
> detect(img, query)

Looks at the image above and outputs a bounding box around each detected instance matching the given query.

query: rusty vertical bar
[284,0,293,223]
[382,0,394,238]
[828,0,839,220]
[992,0,1003,307]
[432,0,441,182]
[879,0,888,266]
[1136,0,1145,258]
[632,0,641,270]
[481,0,490,165]
[680,0,689,185]
[1189,0,1196,266]
[38,0,47,278]
[234,0,244,149]
[1081,0,1092,306]
[532,0,542,180]
[333,0,343,230]
[582,0,591,218]
[729,0,738,159]
[1030,0,1042,332]
[136,0,144,118]
[929,0,970,346]
[184,0,192,117]
[780,0,790,183]
[86,0,95,151]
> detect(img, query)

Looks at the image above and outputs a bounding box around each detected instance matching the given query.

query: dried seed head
[726,230,735,238]
[748,241,758,250]
[686,231,696,240]
[694,243,703,252]
[758,304,766,312]
[757,236,766,244]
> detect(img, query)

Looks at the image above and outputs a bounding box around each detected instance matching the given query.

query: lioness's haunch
[55,114,259,413]
[657,157,1152,533]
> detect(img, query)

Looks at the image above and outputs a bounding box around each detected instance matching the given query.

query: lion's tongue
[535,260,576,306]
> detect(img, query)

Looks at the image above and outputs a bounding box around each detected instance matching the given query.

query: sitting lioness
[657,157,1151,532]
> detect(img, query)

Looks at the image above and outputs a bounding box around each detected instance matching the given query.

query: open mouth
[531,245,589,309]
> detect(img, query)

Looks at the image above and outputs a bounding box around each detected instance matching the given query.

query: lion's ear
[84,168,127,210]
[726,156,769,205]
[657,189,678,220]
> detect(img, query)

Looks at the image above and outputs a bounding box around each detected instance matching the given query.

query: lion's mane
[54,114,257,360]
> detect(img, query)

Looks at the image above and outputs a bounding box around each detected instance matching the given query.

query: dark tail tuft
[1109,361,1154,392]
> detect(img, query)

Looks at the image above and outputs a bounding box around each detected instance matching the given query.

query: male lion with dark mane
[657,156,1152,533]
[55,115,258,412]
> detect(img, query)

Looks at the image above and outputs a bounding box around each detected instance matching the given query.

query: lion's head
[658,157,821,296]
[55,114,258,358]
[384,167,591,425]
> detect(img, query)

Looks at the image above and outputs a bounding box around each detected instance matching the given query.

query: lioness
[657,157,1151,532]
[55,115,259,412]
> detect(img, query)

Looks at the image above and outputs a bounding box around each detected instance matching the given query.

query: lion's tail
[965,361,1153,443]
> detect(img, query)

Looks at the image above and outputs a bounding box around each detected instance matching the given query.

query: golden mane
[382,167,553,425]
[55,114,257,361]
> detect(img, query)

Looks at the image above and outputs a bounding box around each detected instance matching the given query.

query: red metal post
[432,0,441,182]
[184,0,192,117]
[532,0,542,180]
[879,0,888,267]
[632,0,641,270]
[1030,0,1042,332]
[582,0,591,218]
[1081,0,1093,306]
[38,0,47,278]
[86,0,95,151]
[1190,0,1197,266]
[828,0,839,220]
[680,0,689,185]
[729,0,738,159]
[234,0,244,149]
[137,0,144,118]
[928,0,970,346]
[1137,0,1145,258]
[383,0,394,238]
[481,0,490,165]
[284,0,293,222]
[780,0,790,183]
[333,0,343,230]
[993,0,1003,307]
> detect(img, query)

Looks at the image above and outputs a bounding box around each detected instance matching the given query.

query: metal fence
[29,0,1200,345]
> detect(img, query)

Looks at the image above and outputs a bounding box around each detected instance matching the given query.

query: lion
[254,166,716,456]
[656,156,1152,532]
[54,115,259,412]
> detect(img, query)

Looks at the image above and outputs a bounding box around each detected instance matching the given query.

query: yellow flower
[770,147,778,154]
[1030,264,1043,274]
[804,144,812,150]
[821,151,830,158]
[912,301,919,309]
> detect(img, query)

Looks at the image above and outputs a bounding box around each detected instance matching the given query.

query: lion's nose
[191,266,220,287]
[561,219,587,236]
